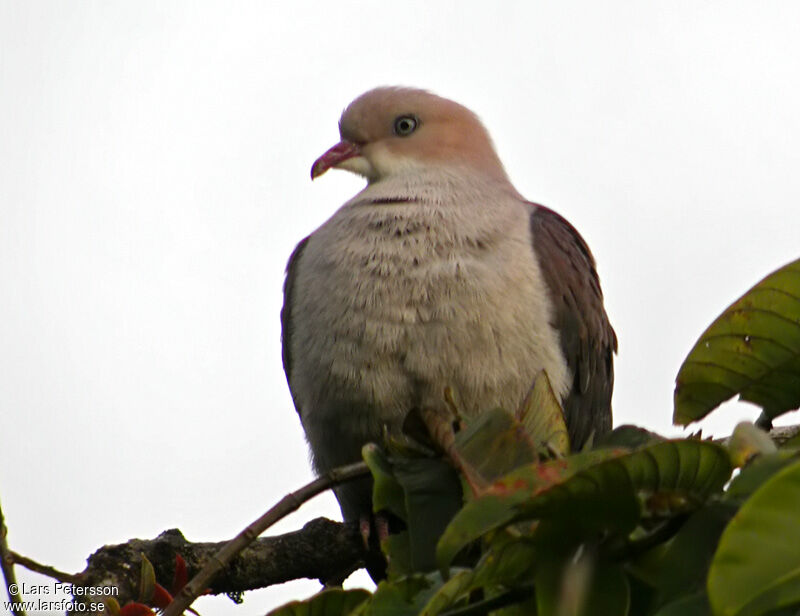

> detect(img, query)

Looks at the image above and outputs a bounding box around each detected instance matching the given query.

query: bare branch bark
[51,518,365,615]
[163,460,370,616]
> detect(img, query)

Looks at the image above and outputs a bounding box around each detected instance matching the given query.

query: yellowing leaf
[517,371,570,457]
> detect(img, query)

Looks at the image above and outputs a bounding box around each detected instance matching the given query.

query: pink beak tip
[310,159,327,180]
[309,140,360,182]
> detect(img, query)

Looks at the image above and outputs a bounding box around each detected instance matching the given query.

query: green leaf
[593,424,666,450]
[652,591,712,616]
[535,551,629,616]
[517,370,570,457]
[472,532,538,588]
[451,374,567,495]
[438,440,730,575]
[674,258,800,425]
[363,443,463,574]
[393,455,463,572]
[454,407,539,485]
[138,553,156,603]
[436,449,622,572]
[580,562,630,616]
[708,459,800,616]
[267,588,370,616]
[363,443,406,519]
[418,534,539,614]
[649,503,736,608]
[418,569,474,615]
[361,443,418,575]
[104,597,121,616]
[358,575,441,616]
[513,440,731,532]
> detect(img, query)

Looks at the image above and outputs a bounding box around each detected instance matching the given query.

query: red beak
[310,140,361,180]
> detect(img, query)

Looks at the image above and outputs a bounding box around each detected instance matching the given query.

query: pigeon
[282,86,616,529]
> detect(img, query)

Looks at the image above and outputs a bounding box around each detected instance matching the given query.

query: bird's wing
[281,236,310,417]
[529,204,617,448]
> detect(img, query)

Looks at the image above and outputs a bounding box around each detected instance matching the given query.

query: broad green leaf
[514,440,731,530]
[452,374,567,494]
[454,407,538,485]
[674,258,800,425]
[363,443,462,574]
[708,459,800,616]
[363,443,406,519]
[517,370,570,456]
[267,588,370,616]
[361,443,420,575]
[437,449,622,572]
[393,456,463,572]
[438,440,730,573]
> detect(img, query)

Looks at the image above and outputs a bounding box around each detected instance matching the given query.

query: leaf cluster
[271,258,800,616]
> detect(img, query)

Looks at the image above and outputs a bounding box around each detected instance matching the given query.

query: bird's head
[311,87,508,184]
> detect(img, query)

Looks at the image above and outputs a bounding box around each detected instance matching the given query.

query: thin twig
[162,461,370,616]
[0,498,26,616]
[9,551,81,585]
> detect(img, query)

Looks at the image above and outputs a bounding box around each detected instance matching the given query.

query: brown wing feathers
[530,204,617,447]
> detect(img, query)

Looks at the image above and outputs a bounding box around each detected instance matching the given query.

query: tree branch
[13,518,365,615]
[163,460,370,616]
[1,498,25,616]
[7,551,79,585]
[8,460,373,615]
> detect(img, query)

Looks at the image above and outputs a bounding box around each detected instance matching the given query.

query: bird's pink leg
[360,514,391,545]
[359,515,372,549]
[375,513,390,544]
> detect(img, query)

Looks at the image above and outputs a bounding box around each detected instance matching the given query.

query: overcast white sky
[2,2,799,614]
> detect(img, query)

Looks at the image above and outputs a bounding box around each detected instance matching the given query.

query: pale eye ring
[393,115,419,136]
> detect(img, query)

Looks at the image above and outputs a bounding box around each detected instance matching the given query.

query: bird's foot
[359,515,372,549]
[359,512,392,548]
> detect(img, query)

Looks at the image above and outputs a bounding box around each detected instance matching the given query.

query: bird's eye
[393,115,419,137]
